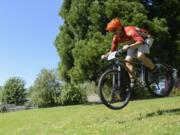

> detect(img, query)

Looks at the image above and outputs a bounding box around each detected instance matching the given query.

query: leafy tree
[148,0,180,67]
[176,34,180,64]
[55,0,179,83]
[1,77,26,105]
[56,0,145,82]
[29,69,61,107]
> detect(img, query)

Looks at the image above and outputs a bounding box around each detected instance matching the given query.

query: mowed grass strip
[0,97,180,135]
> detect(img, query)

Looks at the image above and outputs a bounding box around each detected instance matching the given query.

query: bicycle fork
[112,65,121,90]
[111,65,121,100]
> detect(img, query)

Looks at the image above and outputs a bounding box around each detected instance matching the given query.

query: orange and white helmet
[106,18,122,32]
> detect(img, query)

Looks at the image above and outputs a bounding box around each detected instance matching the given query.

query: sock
[130,78,135,83]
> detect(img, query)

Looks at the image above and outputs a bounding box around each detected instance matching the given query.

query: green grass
[0,97,180,135]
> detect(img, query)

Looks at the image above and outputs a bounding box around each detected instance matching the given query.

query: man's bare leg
[137,52,155,70]
[125,56,134,79]
[125,56,137,88]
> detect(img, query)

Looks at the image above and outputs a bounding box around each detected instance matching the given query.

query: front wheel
[145,64,174,97]
[98,69,131,110]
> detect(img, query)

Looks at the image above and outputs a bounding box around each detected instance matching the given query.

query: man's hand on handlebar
[101,52,110,60]
[122,45,130,51]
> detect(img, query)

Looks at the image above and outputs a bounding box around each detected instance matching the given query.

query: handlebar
[115,49,124,57]
[101,49,125,61]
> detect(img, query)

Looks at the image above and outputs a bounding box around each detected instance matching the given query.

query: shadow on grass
[136,108,180,121]
[116,108,180,124]
[144,108,180,118]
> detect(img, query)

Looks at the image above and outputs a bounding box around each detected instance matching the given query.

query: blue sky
[0,0,63,88]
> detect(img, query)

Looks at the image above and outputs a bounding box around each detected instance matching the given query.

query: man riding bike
[101,18,158,87]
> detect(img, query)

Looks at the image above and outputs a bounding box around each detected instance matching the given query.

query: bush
[170,88,180,97]
[0,105,7,112]
[131,86,155,100]
[29,69,61,107]
[61,83,87,105]
[79,81,98,96]
[1,77,26,105]
[0,87,3,104]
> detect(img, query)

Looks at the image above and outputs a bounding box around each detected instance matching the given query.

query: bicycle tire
[145,64,174,97]
[98,69,131,110]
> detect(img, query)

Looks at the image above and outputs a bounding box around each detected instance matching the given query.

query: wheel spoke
[98,69,131,110]
[146,64,174,97]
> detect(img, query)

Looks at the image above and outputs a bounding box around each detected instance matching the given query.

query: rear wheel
[98,69,131,110]
[145,64,174,97]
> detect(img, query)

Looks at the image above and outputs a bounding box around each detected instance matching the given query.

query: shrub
[170,88,180,97]
[79,81,98,96]
[131,86,155,100]
[61,83,87,105]
[0,105,7,112]
[29,69,61,107]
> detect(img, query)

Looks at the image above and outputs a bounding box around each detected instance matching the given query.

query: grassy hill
[0,97,180,135]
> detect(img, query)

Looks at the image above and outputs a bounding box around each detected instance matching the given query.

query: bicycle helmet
[106,18,122,32]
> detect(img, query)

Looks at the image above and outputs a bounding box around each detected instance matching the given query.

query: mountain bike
[98,49,174,110]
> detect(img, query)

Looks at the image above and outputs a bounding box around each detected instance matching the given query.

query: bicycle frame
[111,57,148,88]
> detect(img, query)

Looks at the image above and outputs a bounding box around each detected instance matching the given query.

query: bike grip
[101,55,108,61]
